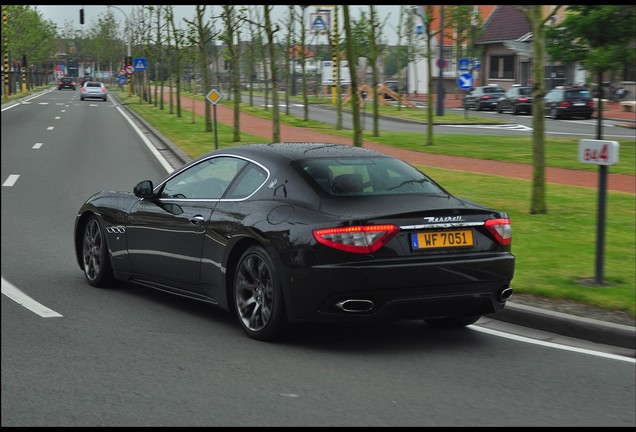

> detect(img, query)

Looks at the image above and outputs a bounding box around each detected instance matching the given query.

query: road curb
[488,302,636,350]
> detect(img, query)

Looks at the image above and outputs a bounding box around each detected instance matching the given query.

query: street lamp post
[108,5,132,96]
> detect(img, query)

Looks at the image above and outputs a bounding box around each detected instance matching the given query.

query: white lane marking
[55,116,61,120]
[446,123,533,131]
[1,277,63,318]
[33,143,43,149]
[2,174,20,186]
[47,126,54,130]
[1,103,21,111]
[470,325,635,363]
[116,105,174,173]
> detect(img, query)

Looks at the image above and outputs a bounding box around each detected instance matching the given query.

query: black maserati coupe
[74,143,515,341]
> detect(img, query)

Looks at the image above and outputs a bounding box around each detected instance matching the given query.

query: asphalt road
[246,95,636,139]
[1,88,634,427]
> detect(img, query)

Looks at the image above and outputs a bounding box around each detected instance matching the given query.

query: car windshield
[518,87,532,96]
[300,157,448,196]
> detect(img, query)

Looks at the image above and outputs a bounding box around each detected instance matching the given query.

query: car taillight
[313,224,400,254]
[480,95,491,100]
[518,97,529,102]
[587,101,595,107]
[484,218,512,246]
[559,101,572,108]
[101,88,107,93]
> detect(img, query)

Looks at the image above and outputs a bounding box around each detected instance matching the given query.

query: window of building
[488,55,515,79]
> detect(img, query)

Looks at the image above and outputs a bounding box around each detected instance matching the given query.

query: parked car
[74,143,515,341]
[464,84,506,111]
[496,85,533,115]
[382,80,400,100]
[80,81,108,102]
[58,77,76,90]
[544,86,594,120]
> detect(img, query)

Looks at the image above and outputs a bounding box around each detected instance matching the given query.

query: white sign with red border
[125,65,135,75]
[578,139,619,166]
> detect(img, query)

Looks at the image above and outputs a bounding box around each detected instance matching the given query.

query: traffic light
[80,8,84,25]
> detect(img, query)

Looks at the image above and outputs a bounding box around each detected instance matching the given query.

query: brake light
[480,95,491,100]
[101,88,107,93]
[559,101,572,108]
[313,224,400,254]
[484,218,512,246]
[518,97,529,102]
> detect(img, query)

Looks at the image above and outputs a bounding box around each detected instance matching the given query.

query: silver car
[80,81,108,102]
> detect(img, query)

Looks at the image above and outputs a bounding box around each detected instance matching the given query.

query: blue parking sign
[459,58,470,71]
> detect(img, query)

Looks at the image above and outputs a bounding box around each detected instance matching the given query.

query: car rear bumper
[283,253,515,323]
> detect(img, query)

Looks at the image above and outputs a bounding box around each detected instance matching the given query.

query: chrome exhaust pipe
[335,299,374,313]
[499,287,513,302]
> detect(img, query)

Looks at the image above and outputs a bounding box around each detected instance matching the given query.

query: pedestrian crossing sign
[133,58,147,70]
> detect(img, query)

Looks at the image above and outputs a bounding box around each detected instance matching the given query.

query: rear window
[565,89,591,99]
[87,82,102,88]
[518,87,533,96]
[300,157,447,197]
[484,87,505,93]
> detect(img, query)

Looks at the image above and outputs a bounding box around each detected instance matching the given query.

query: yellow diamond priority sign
[206,89,223,105]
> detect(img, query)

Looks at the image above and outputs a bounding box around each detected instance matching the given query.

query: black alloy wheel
[82,216,114,287]
[233,246,287,341]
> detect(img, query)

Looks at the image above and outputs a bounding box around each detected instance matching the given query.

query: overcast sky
[34,5,405,44]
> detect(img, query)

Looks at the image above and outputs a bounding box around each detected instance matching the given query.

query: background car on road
[496,85,534,115]
[80,81,108,101]
[464,84,506,111]
[58,77,76,90]
[74,143,515,342]
[544,85,594,119]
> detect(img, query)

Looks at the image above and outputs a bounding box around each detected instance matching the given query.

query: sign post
[206,89,224,150]
[457,73,473,119]
[578,139,620,285]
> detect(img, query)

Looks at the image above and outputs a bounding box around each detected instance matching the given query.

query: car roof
[199,143,388,164]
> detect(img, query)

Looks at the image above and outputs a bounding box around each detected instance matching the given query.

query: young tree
[220,6,242,141]
[342,6,362,147]
[185,5,218,133]
[517,5,563,215]
[546,5,636,137]
[412,6,446,146]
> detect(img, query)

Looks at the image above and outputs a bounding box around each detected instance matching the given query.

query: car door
[126,156,245,289]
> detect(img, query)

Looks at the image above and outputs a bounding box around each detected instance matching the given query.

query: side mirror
[133,180,155,199]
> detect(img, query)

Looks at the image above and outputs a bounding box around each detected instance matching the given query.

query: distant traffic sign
[473,59,481,70]
[458,58,470,71]
[457,73,473,90]
[206,89,223,105]
[125,65,134,75]
[133,58,147,70]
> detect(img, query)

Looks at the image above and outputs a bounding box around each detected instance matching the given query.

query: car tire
[496,105,503,114]
[233,245,287,342]
[81,215,115,288]
[424,314,481,328]
[512,105,518,115]
[550,107,560,120]
[476,102,482,111]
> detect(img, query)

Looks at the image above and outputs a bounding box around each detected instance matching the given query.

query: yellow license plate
[411,230,474,249]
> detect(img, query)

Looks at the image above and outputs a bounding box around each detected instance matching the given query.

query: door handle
[190,215,205,225]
